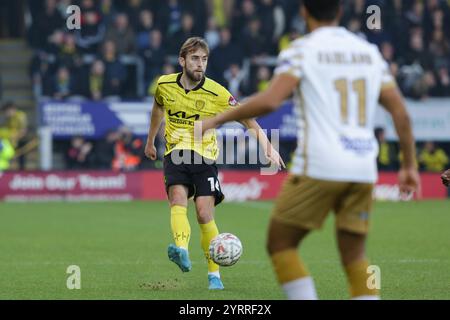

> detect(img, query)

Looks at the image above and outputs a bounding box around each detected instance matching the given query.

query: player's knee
[337,230,366,265]
[266,236,294,256]
[339,248,366,266]
[196,207,213,223]
[169,191,187,207]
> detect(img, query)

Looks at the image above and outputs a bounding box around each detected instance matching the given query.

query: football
[209,233,243,267]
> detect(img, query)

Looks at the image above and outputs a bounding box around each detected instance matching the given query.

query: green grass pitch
[0,200,449,300]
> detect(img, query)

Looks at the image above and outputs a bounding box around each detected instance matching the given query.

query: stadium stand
[0,0,449,171]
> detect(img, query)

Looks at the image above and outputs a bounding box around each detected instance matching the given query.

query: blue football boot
[167,244,192,272]
[208,274,224,290]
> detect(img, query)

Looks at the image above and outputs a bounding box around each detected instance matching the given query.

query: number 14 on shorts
[208,177,220,192]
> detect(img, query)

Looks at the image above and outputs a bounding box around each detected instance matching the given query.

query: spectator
[87,60,106,100]
[95,129,120,169]
[112,126,144,171]
[419,141,449,172]
[157,0,185,38]
[136,9,156,51]
[99,41,127,97]
[75,0,106,54]
[405,0,425,28]
[140,30,166,89]
[258,0,285,55]
[99,0,118,28]
[204,17,221,51]
[240,17,270,60]
[346,17,367,40]
[0,101,28,169]
[206,0,232,29]
[428,29,450,68]
[1,101,28,148]
[224,63,246,100]
[231,0,257,40]
[52,66,75,100]
[381,41,396,63]
[0,137,15,172]
[0,135,15,173]
[105,13,136,55]
[66,136,94,170]
[380,41,401,82]
[209,28,243,85]
[375,128,396,171]
[169,13,195,55]
[255,66,271,92]
[405,28,433,70]
[278,28,301,52]
[30,0,64,49]
[429,66,450,97]
[289,9,307,36]
[125,0,148,32]
[45,29,65,55]
[25,0,450,100]
[57,33,83,72]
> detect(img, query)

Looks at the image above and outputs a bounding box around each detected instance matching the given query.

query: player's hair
[303,0,342,22]
[179,37,209,58]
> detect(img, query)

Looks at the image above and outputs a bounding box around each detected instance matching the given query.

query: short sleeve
[217,88,239,112]
[154,83,164,106]
[378,52,397,90]
[274,45,304,79]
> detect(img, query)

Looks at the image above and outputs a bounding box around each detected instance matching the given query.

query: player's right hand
[145,143,157,160]
[398,167,421,200]
[441,169,450,187]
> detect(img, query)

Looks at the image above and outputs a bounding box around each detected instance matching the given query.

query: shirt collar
[176,72,205,93]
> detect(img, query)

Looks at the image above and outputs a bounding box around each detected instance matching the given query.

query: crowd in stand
[2,0,447,171]
[27,0,450,101]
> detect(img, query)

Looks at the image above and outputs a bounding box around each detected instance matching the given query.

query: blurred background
[0,0,449,200]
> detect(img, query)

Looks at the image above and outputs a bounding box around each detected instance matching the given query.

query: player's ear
[178,56,185,68]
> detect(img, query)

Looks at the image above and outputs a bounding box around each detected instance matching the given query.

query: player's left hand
[441,169,450,187]
[265,146,286,170]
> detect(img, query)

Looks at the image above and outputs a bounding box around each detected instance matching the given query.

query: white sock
[282,276,318,300]
[352,295,380,300]
[208,271,220,278]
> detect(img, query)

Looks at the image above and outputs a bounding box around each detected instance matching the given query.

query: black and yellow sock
[170,205,190,249]
[344,259,380,298]
[199,220,220,273]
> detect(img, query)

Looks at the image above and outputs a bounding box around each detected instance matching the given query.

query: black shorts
[163,150,225,206]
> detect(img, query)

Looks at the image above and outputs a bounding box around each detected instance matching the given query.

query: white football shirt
[275,26,395,183]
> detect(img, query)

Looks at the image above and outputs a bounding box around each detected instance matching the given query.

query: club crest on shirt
[228,95,238,107]
[195,99,206,110]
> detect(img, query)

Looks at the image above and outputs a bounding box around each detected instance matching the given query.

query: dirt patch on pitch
[139,278,181,291]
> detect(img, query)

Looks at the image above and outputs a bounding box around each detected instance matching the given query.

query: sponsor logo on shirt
[340,135,374,156]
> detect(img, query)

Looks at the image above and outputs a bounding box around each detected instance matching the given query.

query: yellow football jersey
[154,72,238,160]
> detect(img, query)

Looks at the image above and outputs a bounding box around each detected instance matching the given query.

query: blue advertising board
[39,100,298,140]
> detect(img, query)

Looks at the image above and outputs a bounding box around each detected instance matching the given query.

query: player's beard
[185,68,204,82]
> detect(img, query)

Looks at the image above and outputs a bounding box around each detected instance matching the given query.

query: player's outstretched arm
[240,118,286,169]
[442,169,450,187]
[379,86,421,197]
[201,73,299,132]
[145,100,164,160]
